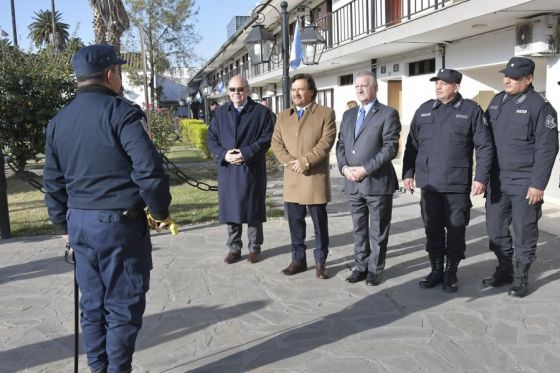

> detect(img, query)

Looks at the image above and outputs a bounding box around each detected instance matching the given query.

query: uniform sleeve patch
[545,115,557,129]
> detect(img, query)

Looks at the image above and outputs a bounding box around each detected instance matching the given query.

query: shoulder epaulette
[537,92,549,103]
[423,99,435,105]
[463,98,481,107]
[116,95,138,107]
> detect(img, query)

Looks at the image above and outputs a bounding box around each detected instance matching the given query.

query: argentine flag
[289,18,303,70]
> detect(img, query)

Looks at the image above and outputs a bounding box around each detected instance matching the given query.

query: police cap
[500,57,535,78]
[71,44,126,76]
[429,68,462,84]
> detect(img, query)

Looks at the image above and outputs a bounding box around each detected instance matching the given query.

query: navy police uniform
[403,69,493,288]
[44,45,171,373]
[485,67,558,267]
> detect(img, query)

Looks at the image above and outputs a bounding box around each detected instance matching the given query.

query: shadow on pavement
[0,301,269,373]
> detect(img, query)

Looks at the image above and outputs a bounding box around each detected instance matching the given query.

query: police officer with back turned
[44,44,172,373]
[483,57,558,298]
[403,68,493,293]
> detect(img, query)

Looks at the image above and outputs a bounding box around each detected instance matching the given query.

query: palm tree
[88,0,130,55]
[10,0,17,47]
[27,10,69,49]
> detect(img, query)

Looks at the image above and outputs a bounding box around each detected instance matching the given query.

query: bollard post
[0,148,11,239]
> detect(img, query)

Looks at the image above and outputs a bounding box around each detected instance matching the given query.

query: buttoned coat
[402,94,494,193]
[271,102,337,205]
[207,98,274,224]
[336,100,401,195]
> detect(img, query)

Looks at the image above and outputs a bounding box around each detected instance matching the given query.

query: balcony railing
[316,0,456,48]
[211,0,458,90]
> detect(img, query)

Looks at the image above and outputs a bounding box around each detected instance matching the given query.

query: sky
[0,0,259,65]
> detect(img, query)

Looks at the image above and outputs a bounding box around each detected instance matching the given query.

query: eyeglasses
[229,87,245,93]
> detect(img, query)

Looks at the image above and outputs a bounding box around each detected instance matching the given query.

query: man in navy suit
[336,71,401,285]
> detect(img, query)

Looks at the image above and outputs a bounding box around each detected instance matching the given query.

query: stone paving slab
[1,176,560,372]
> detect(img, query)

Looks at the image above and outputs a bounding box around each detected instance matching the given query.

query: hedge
[179,119,211,158]
[179,119,280,174]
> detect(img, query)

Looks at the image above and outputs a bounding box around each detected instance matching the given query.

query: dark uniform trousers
[285,202,329,264]
[486,189,542,263]
[67,209,151,373]
[420,190,472,259]
[348,193,392,274]
[226,222,263,253]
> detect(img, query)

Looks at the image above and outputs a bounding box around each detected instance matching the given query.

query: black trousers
[285,202,329,265]
[348,193,393,274]
[420,190,472,259]
[486,191,542,264]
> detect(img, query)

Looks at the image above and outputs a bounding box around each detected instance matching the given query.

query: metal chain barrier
[5,157,46,194]
[160,154,218,191]
[3,149,218,194]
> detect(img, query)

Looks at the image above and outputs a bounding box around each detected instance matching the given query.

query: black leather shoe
[315,264,329,279]
[224,251,241,264]
[345,271,367,283]
[366,271,383,286]
[281,261,307,276]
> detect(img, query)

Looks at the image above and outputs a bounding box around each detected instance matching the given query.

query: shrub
[179,119,210,158]
[266,148,281,175]
[148,108,179,156]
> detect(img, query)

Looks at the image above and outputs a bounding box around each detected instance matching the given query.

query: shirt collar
[433,94,462,110]
[76,84,117,96]
[359,99,376,114]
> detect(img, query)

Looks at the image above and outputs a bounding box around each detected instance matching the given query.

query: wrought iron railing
[316,0,457,48]
[212,0,459,90]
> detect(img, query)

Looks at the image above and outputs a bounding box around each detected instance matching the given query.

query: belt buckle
[122,209,140,220]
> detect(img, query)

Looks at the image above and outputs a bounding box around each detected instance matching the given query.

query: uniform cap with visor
[71,44,127,76]
[429,68,462,84]
[500,57,535,78]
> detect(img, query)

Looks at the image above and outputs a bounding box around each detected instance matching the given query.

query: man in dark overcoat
[207,75,274,264]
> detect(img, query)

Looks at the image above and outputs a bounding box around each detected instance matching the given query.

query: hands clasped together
[343,166,368,182]
[225,149,245,165]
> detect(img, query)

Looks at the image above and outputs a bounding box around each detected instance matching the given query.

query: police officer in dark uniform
[403,68,493,293]
[44,45,172,373]
[483,57,558,298]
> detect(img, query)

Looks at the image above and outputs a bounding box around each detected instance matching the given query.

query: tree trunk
[50,0,58,50]
[10,0,17,47]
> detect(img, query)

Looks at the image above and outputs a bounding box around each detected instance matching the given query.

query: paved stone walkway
[1,173,560,372]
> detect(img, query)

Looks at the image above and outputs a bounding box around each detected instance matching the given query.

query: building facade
[188,0,560,199]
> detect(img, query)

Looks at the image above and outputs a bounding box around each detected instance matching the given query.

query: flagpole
[281,1,290,110]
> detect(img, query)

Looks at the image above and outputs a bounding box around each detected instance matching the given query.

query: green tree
[0,45,76,171]
[66,36,85,53]
[124,0,200,107]
[28,10,70,49]
[88,0,130,57]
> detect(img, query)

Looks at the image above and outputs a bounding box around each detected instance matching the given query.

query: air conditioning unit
[515,15,559,57]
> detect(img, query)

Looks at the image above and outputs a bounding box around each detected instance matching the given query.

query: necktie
[297,108,304,120]
[354,107,366,138]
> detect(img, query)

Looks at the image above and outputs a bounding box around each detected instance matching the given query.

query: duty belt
[119,208,143,220]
